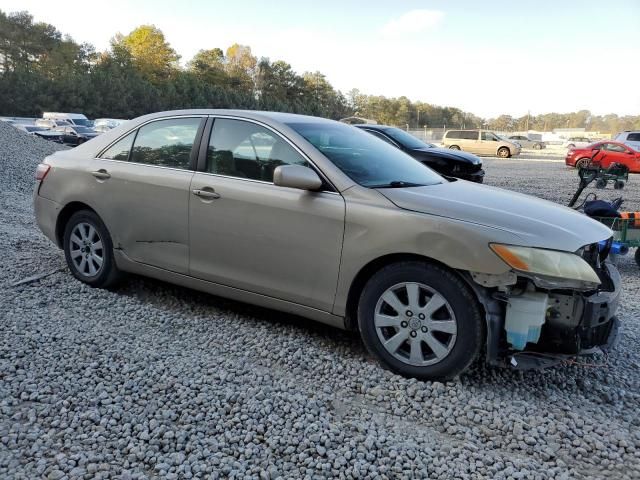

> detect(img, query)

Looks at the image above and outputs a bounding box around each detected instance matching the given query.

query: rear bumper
[34,191,61,247]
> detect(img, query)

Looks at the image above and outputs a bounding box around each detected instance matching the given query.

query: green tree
[118,25,179,82]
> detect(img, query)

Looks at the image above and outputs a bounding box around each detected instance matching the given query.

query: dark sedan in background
[355,124,485,182]
[14,124,65,143]
[53,125,99,146]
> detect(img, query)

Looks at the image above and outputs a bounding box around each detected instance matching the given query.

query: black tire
[575,158,591,169]
[614,180,625,190]
[449,145,461,150]
[596,178,607,189]
[567,144,575,149]
[357,262,484,380]
[497,147,510,158]
[533,143,542,150]
[635,248,640,267]
[63,210,121,288]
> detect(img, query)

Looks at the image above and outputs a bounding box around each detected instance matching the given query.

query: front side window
[603,143,626,153]
[130,117,201,169]
[100,132,136,161]
[207,119,310,182]
[481,131,498,141]
[286,120,443,188]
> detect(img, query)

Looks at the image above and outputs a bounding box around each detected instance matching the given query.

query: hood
[410,147,482,165]
[35,131,63,137]
[378,180,611,252]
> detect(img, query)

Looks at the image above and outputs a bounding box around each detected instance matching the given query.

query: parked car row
[9,112,128,147]
[356,125,485,182]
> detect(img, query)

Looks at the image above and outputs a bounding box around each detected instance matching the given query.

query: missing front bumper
[471,262,621,370]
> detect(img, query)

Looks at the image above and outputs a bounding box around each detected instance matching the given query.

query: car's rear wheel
[575,158,591,169]
[63,210,121,288]
[357,262,483,380]
[449,145,461,150]
[533,143,542,150]
[497,147,510,158]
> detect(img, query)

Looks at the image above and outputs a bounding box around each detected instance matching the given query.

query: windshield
[384,127,434,149]
[286,121,443,188]
[74,126,94,133]
[71,119,91,127]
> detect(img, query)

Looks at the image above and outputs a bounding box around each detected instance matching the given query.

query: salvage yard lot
[1,129,639,479]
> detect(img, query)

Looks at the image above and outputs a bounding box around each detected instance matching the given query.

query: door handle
[91,169,111,180]
[192,188,220,200]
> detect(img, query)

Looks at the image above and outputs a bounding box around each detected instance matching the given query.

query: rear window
[446,130,477,140]
[627,133,640,142]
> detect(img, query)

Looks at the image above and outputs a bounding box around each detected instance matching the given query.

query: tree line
[1,10,638,134]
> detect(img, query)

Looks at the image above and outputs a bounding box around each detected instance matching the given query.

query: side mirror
[273,165,322,191]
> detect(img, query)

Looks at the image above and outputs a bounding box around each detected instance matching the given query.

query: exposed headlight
[490,244,601,287]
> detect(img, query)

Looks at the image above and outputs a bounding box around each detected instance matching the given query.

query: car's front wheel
[497,147,510,158]
[448,145,461,150]
[357,262,483,380]
[63,210,121,288]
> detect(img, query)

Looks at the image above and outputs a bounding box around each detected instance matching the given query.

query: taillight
[35,163,51,181]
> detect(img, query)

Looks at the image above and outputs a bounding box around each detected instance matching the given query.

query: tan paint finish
[189,172,345,312]
[34,110,611,330]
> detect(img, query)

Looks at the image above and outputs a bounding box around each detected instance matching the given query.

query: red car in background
[565,141,640,172]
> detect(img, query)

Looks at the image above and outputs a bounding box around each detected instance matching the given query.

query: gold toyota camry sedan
[34,110,621,379]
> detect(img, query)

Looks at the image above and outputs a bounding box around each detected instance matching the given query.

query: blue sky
[3,0,639,118]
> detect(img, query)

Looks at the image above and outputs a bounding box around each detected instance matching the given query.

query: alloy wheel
[374,282,457,366]
[68,222,104,277]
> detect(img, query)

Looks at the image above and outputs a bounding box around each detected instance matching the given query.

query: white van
[42,112,92,127]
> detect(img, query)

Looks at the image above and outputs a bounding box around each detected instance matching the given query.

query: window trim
[96,115,207,171]
[362,128,400,148]
[198,115,338,193]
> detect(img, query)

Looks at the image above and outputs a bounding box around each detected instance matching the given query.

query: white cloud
[381,9,444,37]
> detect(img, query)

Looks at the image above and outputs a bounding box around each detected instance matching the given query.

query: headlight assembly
[490,244,601,288]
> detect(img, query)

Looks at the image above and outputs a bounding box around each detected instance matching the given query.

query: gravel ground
[1,122,639,479]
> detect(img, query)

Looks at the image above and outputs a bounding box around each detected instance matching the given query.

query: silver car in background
[34,110,621,379]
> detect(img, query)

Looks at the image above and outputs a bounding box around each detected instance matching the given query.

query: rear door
[89,116,205,274]
[188,117,345,312]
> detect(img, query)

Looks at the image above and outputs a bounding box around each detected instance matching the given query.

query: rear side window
[100,132,136,161]
[602,143,626,153]
[628,133,640,142]
[460,131,478,140]
[130,117,201,169]
[207,118,310,182]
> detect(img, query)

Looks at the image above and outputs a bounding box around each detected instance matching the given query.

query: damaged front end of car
[466,239,621,370]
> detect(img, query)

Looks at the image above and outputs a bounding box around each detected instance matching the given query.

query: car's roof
[134,109,339,126]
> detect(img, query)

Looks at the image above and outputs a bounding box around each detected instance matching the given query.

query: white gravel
[1,122,639,479]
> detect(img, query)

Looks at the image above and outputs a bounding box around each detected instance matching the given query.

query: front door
[88,116,204,274]
[597,143,633,169]
[189,118,345,312]
[480,131,498,155]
